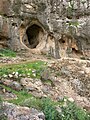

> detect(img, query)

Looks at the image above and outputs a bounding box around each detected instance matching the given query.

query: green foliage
[68,21,79,27]
[80,56,86,60]
[0,48,16,57]
[41,98,59,120]
[1,85,90,120]
[58,100,90,120]
[0,59,90,120]
[81,0,86,4]
[41,98,90,120]
[20,97,42,110]
[40,98,90,120]
[0,96,2,111]
[38,2,46,11]
[66,0,75,18]
[0,61,45,79]
[9,90,33,105]
[1,84,33,105]
[0,115,7,120]
[67,6,73,17]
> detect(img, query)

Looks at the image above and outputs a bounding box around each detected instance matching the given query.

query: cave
[72,48,81,53]
[25,24,43,49]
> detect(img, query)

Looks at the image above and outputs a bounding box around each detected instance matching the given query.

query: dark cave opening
[26,24,42,49]
[72,48,81,54]
[72,48,78,53]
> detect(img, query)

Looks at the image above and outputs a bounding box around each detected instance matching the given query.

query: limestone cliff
[0,0,90,58]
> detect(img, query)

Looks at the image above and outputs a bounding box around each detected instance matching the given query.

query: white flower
[44,62,47,65]
[32,70,36,73]
[33,73,36,77]
[63,102,67,107]
[62,114,64,117]
[12,72,15,75]
[64,98,67,102]
[15,72,18,75]
[3,74,8,78]
[68,98,74,102]
[27,73,30,76]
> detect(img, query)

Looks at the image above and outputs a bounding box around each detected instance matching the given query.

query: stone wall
[0,0,90,58]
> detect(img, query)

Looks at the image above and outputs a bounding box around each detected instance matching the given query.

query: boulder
[3,102,45,120]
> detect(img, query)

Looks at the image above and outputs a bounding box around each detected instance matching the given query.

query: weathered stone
[40,68,50,81]
[10,81,22,91]
[3,102,45,120]
[1,79,13,86]
[0,0,89,58]
[20,78,43,95]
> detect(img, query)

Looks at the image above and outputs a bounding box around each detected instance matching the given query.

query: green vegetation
[1,83,90,120]
[58,99,90,120]
[0,48,16,57]
[68,21,79,27]
[0,84,41,109]
[0,58,90,120]
[40,98,90,120]
[0,61,46,79]
[67,6,73,17]
[41,98,59,120]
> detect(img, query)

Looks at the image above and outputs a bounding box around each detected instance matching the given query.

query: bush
[58,100,90,120]
[41,98,90,120]
[41,98,59,120]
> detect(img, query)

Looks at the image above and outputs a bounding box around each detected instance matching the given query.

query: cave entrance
[25,24,43,49]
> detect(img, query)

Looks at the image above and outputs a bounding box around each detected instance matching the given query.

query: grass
[9,90,33,105]
[0,84,33,105]
[0,84,42,110]
[58,100,90,120]
[0,61,46,79]
[0,48,16,57]
[41,98,90,120]
[0,58,90,120]
[0,84,90,120]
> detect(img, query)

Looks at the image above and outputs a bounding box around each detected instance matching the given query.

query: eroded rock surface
[0,0,90,58]
[3,102,45,120]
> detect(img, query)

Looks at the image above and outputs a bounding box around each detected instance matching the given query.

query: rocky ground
[0,53,90,120]
[1,102,45,120]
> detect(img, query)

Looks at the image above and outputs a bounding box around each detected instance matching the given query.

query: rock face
[0,0,90,58]
[3,102,45,120]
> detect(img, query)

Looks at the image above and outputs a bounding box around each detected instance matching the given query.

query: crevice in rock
[72,48,80,54]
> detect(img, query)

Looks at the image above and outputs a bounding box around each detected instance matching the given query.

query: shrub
[41,98,59,120]
[41,98,90,120]
[58,100,90,120]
